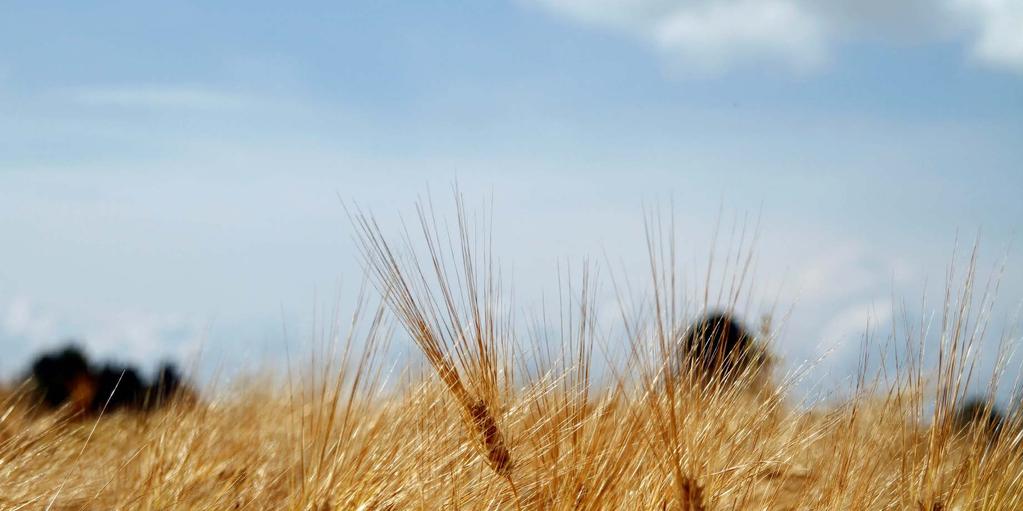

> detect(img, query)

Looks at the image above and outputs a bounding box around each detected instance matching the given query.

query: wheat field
[1,201,1020,510]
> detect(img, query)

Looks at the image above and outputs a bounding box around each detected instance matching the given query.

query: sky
[1,1,1022,397]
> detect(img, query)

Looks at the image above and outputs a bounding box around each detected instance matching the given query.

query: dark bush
[954,398,1007,439]
[30,345,92,410]
[27,343,190,415]
[676,312,766,384]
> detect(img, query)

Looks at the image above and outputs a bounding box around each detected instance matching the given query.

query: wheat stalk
[348,194,520,502]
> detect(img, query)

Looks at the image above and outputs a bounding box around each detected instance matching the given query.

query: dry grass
[1,200,1020,510]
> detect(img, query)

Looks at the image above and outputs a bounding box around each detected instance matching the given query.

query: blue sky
[1,1,1021,395]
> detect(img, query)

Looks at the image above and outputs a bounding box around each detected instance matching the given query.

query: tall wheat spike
[349,194,518,489]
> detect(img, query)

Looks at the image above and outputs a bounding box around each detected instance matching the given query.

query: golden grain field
[1,201,1019,510]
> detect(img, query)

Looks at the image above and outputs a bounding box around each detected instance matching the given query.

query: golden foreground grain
[1,368,1019,510]
[1,201,1019,510]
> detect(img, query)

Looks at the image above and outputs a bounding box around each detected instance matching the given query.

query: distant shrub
[27,343,190,415]
[675,312,770,385]
[955,397,1008,440]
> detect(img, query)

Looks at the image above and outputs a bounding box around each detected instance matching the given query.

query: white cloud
[954,0,1023,72]
[650,0,826,71]
[531,0,826,71]
[528,0,1023,73]
[83,310,204,365]
[817,298,893,359]
[793,241,918,305]
[2,296,58,346]
[0,295,203,373]
[795,242,877,303]
[68,85,254,110]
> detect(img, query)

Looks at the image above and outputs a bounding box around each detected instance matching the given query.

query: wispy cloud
[66,85,255,111]
[0,295,203,373]
[527,0,826,72]
[798,297,896,393]
[652,0,825,72]
[84,309,204,364]
[954,0,1023,72]
[794,241,917,305]
[817,299,894,358]
[528,0,1023,74]
[2,296,59,346]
